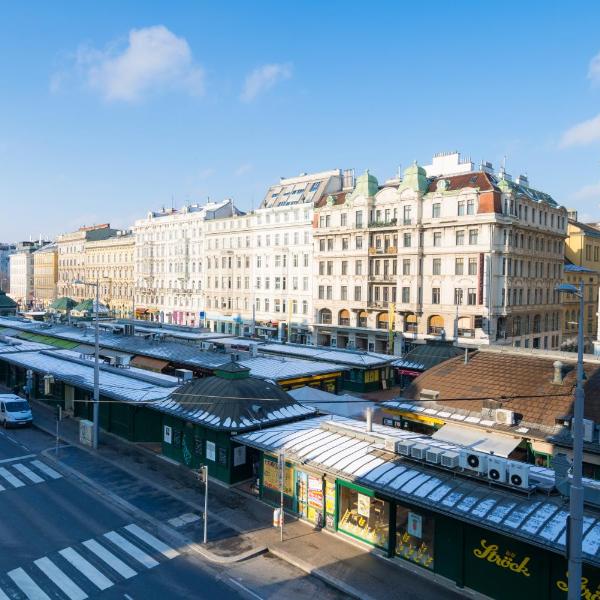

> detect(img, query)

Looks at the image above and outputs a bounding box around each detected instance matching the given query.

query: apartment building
[33,242,58,309]
[84,231,135,317]
[202,170,343,340]
[9,241,46,309]
[0,243,15,292]
[133,200,238,325]
[313,152,568,352]
[57,224,117,301]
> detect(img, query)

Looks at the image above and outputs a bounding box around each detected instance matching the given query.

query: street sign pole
[279,451,284,542]
[203,465,208,544]
[55,405,62,454]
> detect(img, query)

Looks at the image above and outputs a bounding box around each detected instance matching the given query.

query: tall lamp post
[73,277,100,450]
[556,281,585,600]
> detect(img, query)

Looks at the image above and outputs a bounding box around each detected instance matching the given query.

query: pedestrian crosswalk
[0,459,62,491]
[0,523,180,599]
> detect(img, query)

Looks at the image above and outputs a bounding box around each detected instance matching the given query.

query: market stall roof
[154,361,316,431]
[392,341,466,372]
[431,423,521,457]
[259,343,394,367]
[49,297,76,311]
[238,356,347,382]
[288,386,372,419]
[130,355,170,372]
[237,416,600,567]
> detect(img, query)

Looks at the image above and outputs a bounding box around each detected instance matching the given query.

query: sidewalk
[30,399,474,600]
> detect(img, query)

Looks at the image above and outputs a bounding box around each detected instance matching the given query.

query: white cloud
[560,113,600,147]
[573,181,600,200]
[589,51,600,84]
[241,63,292,102]
[234,163,253,176]
[55,26,204,102]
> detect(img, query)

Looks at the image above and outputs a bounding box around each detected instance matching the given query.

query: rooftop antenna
[171,195,174,210]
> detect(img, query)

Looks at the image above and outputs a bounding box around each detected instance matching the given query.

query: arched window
[428,315,444,335]
[376,313,389,329]
[457,317,473,338]
[358,311,368,328]
[513,316,522,336]
[338,309,350,326]
[319,308,332,325]
[404,313,417,333]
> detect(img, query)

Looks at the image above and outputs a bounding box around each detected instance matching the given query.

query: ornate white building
[313,153,568,352]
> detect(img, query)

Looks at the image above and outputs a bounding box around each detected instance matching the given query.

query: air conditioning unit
[441,451,460,469]
[425,447,445,464]
[384,438,397,453]
[583,419,595,443]
[487,456,508,483]
[508,461,529,489]
[115,355,130,367]
[419,389,439,401]
[494,409,515,426]
[397,440,417,456]
[410,444,428,460]
[201,342,215,351]
[460,450,488,474]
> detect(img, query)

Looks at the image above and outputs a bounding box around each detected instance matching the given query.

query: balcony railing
[428,326,444,335]
[368,246,397,255]
[368,218,397,228]
[368,300,389,309]
[457,328,475,338]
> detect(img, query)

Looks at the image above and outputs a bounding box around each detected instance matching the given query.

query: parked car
[0,395,33,428]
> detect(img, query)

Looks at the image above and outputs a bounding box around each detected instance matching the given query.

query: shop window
[396,506,434,569]
[338,485,389,548]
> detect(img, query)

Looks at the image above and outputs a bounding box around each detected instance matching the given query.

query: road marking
[13,463,44,484]
[0,453,35,464]
[31,460,62,480]
[124,595,135,600]
[228,577,264,600]
[104,531,159,569]
[124,524,180,559]
[0,466,24,487]
[34,556,87,600]
[0,586,10,600]
[8,567,51,600]
[82,539,137,579]
[59,547,113,591]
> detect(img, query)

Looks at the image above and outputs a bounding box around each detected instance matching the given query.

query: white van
[0,395,33,428]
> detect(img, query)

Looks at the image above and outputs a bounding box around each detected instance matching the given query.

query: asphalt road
[0,425,345,600]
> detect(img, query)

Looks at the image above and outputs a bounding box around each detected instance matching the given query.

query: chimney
[553,360,564,385]
[366,407,373,432]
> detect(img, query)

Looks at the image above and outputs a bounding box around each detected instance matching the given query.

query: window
[355,211,363,227]
[432,288,440,304]
[341,213,347,227]
[457,201,465,216]
[467,288,477,305]
[338,485,389,549]
[402,259,411,276]
[467,198,475,215]
[355,260,363,275]
[396,505,434,569]
[319,239,325,252]
[452,257,463,275]
[403,206,412,225]
[468,258,477,275]
[402,287,410,303]
[354,286,362,301]
[342,238,349,250]
[341,261,348,275]
[326,286,332,300]
[403,233,412,248]
[356,236,363,250]
[432,203,441,218]
[456,230,465,245]
[469,229,478,245]
[327,261,333,276]
[454,288,463,305]
[433,232,442,247]
[432,258,441,275]
[318,285,324,299]
[341,286,348,300]
[327,238,334,251]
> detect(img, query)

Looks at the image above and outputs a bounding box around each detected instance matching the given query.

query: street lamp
[73,277,100,450]
[556,281,584,600]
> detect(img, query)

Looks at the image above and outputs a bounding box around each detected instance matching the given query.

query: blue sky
[1,1,599,241]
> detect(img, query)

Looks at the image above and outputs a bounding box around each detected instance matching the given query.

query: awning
[431,423,521,457]
[130,355,170,372]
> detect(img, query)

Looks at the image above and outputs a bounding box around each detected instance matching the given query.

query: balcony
[368,218,397,228]
[369,273,395,282]
[368,300,390,309]
[368,246,397,255]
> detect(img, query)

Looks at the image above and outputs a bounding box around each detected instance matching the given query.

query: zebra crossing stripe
[0,586,10,600]
[59,547,113,591]
[0,467,24,488]
[34,557,87,600]
[13,463,44,484]
[124,524,180,559]
[7,567,52,600]
[82,539,137,579]
[104,531,159,569]
[31,460,62,480]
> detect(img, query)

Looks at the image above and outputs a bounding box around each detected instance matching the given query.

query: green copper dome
[354,170,379,197]
[400,161,429,193]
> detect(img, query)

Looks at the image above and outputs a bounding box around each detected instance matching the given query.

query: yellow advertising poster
[263,455,293,495]
[325,480,336,515]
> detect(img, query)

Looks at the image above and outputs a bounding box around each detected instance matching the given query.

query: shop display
[396,506,434,569]
[338,485,389,548]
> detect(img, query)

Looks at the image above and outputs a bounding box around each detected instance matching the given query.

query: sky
[1,1,599,241]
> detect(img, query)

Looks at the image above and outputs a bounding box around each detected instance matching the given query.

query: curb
[268,546,378,600]
[189,543,268,565]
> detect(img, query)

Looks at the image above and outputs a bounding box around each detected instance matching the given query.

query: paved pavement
[20,396,478,600]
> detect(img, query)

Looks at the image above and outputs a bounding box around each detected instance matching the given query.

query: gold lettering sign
[556,574,600,599]
[473,539,531,577]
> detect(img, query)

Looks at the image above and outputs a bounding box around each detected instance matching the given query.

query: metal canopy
[432,423,521,457]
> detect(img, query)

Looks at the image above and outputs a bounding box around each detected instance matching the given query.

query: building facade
[84,231,135,317]
[0,243,15,292]
[8,241,45,309]
[202,170,343,340]
[313,153,567,352]
[33,242,58,309]
[57,224,117,302]
[133,200,238,325]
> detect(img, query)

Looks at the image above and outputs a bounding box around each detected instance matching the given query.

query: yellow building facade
[33,243,58,309]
